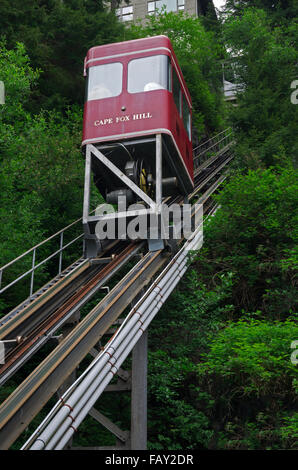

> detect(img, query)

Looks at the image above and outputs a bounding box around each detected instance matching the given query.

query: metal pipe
[30,249,36,298]
[26,223,204,450]
[52,240,198,450]
[58,232,64,275]
[26,220,205,448]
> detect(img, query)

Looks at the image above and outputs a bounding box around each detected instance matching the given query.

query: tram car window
[82,35,194,204]
[88,62,123,100]
[128,55,170,93]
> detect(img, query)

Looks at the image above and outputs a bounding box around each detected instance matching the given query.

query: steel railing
[0,128,234,303]
[193,127,233,171]
[0,216,85,299]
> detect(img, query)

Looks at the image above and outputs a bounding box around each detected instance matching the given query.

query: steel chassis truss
[83,135,165,257]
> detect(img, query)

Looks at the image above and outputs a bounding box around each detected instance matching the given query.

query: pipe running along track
[0,131,234,449]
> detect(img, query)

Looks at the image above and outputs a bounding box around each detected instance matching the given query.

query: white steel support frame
[90,326,148,450]
[83,135,165,256]
[91,292,148,450]
[131,329,148,449]
[69,305,148,450]
[23,211,206,451]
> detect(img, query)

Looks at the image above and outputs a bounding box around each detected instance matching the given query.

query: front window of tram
[128,55,171,93]
[87,62,123,100]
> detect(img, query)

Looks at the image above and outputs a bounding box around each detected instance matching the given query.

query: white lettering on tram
[94,112,153,126]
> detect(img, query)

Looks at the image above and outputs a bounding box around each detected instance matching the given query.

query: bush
[197,319,298,449]
[195,166,298,318]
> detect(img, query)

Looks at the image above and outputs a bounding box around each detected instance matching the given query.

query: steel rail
[0,261,91,340]
[25,219,206,450]
[0,243,143,387]
[0,257,87,328]
[0,142,232,344]
[0,138,234,449]
[194,140,234,174]
[0,240,123,341]
[0,176,226,450]
[25,201,222,450]
[0,248,170,449]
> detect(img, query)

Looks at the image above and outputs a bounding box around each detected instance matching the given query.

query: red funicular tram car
[82,35,194,256]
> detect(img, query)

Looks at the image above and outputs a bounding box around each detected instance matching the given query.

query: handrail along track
[0,128,234,450]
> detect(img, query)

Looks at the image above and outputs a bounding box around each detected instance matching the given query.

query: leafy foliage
[145,270,234,449]
[0,43,87,313]
[197,319,298,449]
[0,0,125,111]
[222,8,298,167]
[0,1,297,452]
[127,11,226,136]
[195,167,298,318]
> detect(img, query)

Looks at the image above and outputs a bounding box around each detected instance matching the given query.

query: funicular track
[0,129,234,449]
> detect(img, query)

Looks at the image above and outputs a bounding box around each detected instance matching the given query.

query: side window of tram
[182,93,191,140]
[128,55,170,93]
[87,62,123,100]
[172,69,181,116]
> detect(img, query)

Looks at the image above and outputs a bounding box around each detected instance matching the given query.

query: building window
[116,5,133,22]
[147,0,184,14]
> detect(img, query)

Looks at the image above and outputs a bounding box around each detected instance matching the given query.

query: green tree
[127,11,225,137]
[0,0,125,111]
[222,1,298,24]
[0,43,86,313]
[197,319,298,449]
[144,270,234,449]
[195,166,298,318]
[222,8,298,167]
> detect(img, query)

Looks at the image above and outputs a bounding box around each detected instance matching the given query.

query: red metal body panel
[82,36,193,185]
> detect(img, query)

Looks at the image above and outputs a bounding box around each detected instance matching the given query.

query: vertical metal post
[83,146,91,226]
[155,134,162,207]
[0,269,2,292]
[148,134,165,249]
[30,248,36,298]
[131,329,148,450]
[58,232,64,275]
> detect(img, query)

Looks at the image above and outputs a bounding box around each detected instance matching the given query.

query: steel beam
[0,249,169,449]
[88,144,156,210]
[89,408,129,444]
[131,329,148,450]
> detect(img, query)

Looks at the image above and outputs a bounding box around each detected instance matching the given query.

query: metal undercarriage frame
[83,135,166,257]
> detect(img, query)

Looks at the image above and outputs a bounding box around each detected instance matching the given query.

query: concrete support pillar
[131,329,148,450]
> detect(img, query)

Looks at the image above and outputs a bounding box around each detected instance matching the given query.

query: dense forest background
[0,0,297,450]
